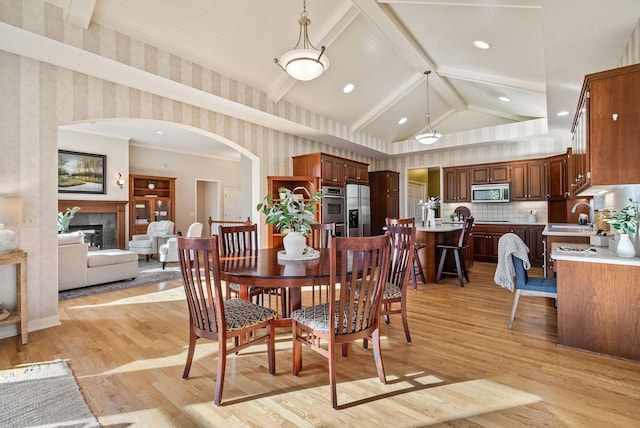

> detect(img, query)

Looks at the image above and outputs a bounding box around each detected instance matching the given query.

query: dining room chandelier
[415,70,442,145]
[274,0,329,81]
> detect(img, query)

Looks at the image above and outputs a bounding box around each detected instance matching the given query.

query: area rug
[0,360,100,427]
[59,260,181,300]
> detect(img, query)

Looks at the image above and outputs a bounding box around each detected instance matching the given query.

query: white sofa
[58,231,139,291]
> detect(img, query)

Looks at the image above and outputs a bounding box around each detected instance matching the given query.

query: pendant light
[274,0,329,81]
[415,71,441,145]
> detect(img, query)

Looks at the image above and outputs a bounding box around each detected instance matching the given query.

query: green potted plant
[257,184,322,256]
[600,198,638,258]
[58,206,80,233]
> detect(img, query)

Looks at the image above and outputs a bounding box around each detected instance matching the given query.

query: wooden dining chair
[291,234,392,409]
[436,216,474,287]
[308,222,335,306]
[385,217,425,288]
[177,235,277,406]
[218,224,287,315]
[380,224,415,343]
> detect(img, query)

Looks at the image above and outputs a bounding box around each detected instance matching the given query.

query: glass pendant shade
[415,70,441,145]
[278,48,329,81]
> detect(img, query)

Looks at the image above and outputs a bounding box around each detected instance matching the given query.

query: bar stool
[436,217,474,287]
[385,217,426,289]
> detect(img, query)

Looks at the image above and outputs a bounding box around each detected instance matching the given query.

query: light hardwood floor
[1,262,639,427]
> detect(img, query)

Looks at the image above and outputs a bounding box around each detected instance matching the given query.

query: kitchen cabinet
[472,224,508,263]
[264,176,321,249]
[546,151,569,202]
[129,174,176,239]
[345,160,369,184]
[470,163,510,184]
[293,152,369,188]
[571,63,640,195]
[369,170,399,236]
[472,224,544,267]
[443,167,470,203]
[510,160,546,201]
[510,225,545,267]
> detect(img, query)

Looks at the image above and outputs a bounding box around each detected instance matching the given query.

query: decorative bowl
[0,309,10,322]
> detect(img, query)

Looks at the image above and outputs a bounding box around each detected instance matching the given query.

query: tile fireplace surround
[58,200,128,249]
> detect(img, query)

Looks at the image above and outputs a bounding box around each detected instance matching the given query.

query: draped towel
[494,233,530,291]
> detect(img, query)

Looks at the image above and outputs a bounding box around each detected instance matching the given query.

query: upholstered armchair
[128,220,175,261]
[159,222,203,269]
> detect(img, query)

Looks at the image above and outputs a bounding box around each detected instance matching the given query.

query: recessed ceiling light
[343,83,354,94]
[499,96,510,102]
[156,131,163,135]
[473,40,491,49]
[557,111,570,116]
[398,117,407,125]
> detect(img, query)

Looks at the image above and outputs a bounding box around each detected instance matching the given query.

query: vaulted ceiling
[52,0,640,156]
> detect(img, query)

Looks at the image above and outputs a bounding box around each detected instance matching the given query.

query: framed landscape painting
[58,150,106,194]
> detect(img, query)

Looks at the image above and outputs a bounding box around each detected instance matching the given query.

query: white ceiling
[56,0,640,158]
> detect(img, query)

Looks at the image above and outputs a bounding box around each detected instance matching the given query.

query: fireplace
[58,200,128,249]
[68,223,105,250]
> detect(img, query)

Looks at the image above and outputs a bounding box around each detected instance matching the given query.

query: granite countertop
[415,223,464,232]
[551,242,640,266]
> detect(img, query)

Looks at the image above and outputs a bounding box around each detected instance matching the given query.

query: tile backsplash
[442,201,548,223]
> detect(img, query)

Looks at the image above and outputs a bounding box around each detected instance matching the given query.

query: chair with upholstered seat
[159,222,203,269]
[385,217,425,289]
[291,234,392,409]
[177,235,276,406]
[218,224,287,315]
[128,220,175,261]
[436,216,474,287]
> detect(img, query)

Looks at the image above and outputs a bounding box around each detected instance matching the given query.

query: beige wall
[1,2,638,339]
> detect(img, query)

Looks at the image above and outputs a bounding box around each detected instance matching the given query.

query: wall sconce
[117,173,125,189]
[0,196,23,253]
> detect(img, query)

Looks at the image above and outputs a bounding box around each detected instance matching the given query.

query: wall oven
[321,186,346,236]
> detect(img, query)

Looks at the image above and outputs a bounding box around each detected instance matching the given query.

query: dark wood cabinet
[129,174,176,239]
[470,163,510,184]
[369,170,399,236]
[510,225,545,267]
[293,152,369,187]
[472,224,544,267]
[546,151,568,201]
[472,224,508,263]
[571,63,640,195]
[345,160,369,184]
[443,167,470,203]
[511,160,546,201]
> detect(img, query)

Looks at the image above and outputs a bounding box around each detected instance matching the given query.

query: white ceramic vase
[283,231,306,257]
[148,183,155,189]
[616,233,636,258]
[427,209,436,227]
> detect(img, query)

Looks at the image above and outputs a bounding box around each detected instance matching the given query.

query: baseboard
[0,315,61,341]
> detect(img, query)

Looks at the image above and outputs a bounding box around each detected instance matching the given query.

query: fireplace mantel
[58,200,128,249]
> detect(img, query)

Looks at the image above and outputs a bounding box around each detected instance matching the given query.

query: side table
[0,249,28,344]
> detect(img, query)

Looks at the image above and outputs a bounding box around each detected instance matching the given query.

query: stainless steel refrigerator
[346,184,371,237]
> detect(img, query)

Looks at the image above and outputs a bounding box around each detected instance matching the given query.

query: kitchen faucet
[570,201,595,227]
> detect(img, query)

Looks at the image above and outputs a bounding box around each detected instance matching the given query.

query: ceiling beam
[438,66,546,92]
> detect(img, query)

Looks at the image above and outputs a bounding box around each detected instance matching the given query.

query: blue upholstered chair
[509,255,557,329]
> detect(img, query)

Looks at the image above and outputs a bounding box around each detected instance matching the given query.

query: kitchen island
[415,223,467,283]
[551,242,640,362]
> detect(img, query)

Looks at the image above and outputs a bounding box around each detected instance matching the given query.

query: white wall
[129,145,241,235]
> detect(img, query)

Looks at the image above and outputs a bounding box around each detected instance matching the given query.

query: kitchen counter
[416,223,464,232]
[543,224,596,237]
[552,241,640,362]
[551,242,640,266]
[413,225,469,283]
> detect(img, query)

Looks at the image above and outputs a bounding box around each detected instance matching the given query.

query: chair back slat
[310,223,335,249]
[458,216,474,247]
[218,224,258,255]
[330,234,391,336]
[178,236,224,335]
[386,225,415,289]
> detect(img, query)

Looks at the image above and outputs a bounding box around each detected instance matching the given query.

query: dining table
[219,248,332,326]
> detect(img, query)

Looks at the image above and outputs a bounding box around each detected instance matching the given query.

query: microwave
[471,183,510,203]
